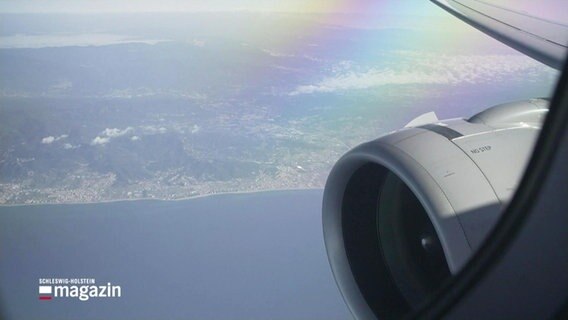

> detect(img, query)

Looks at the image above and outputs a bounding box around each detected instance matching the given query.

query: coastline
[0,187,323,208]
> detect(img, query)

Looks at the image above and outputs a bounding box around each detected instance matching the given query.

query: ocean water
[0,189,351,319]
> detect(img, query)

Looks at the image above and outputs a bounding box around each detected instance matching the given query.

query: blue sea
[0,189,351,319]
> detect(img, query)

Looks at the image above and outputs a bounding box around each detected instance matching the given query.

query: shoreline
[0,187,323,208]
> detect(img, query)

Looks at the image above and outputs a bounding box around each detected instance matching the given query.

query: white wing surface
[432,0,568,70]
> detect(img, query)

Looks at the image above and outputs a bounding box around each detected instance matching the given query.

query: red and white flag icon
[39,286,52,300]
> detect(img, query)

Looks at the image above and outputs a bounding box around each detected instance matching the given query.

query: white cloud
[262,49,295,58]
[131,136,140,141]
[290,53,554,95]
[41,136,55,144]
[63,143,79,149]
[139,125,169,135]
[0,34,164,49]
[101,127,133,138]
[191,125,200,134]
[91,136,110,145]
[302,54,324,62]
[90,127,133,146]
[41,134,68,144]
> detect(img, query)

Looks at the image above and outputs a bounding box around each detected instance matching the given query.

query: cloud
[0,34,164,49]
[41,134,68,144]
[131,136,140,141]
[139,125,169,135]
[91,136,110,145]
[101,127,133,138]
[261,49,322,62]
[290,53,554,95]
[41,136,55,144]
[191,125,200,134]
[91,127,133,145]
[63,143,79,149]
[262,49,294,58]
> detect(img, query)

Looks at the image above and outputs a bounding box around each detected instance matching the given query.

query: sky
[0,0,442,15]
[0,1,566,27]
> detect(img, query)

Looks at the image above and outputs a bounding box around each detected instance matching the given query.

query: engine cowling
[322,98,548,319]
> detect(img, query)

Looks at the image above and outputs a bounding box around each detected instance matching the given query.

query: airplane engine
[322,98,548,319]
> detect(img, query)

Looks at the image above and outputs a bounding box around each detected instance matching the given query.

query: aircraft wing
[431,0,568,70]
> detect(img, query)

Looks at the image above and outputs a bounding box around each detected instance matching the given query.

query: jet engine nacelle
[322,98,548,319]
